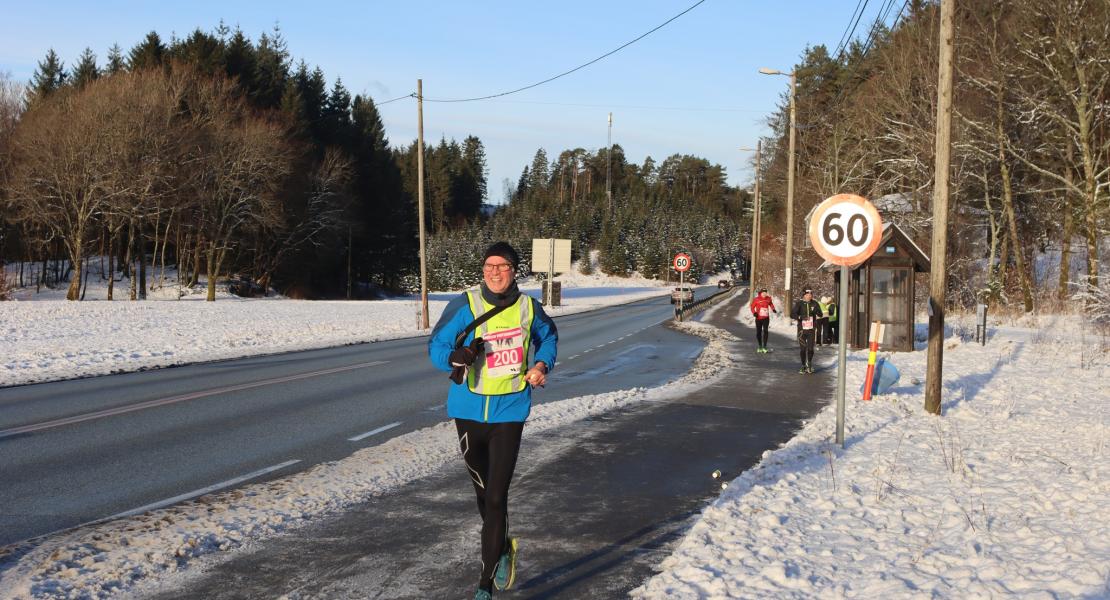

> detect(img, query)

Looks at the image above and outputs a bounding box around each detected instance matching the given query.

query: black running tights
[455,418,524,589]
[799,330,815,366]
[755,318,769,348]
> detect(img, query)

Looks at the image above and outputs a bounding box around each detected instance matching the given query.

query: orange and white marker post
[862,321,885,401]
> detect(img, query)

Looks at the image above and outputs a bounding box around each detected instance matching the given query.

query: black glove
[449,337,484,367]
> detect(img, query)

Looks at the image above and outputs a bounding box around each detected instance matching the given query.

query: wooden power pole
[606,112,613,213]
[925,0,955,415]
[784,71,797,311]
[752,140,762,292]
[417,79,429,330]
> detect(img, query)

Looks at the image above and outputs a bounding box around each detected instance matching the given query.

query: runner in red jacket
[748,289,777,353]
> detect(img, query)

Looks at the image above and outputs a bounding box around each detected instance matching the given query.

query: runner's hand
[449,337,484,367]
[525,364,547,387]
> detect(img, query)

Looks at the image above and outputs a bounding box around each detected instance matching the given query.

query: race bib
[483,327,525,378]
[802,318,814,330]
[758,307,769,318]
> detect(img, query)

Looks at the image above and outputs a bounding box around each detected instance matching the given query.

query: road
[0,287,714,548]
[139,289,834,600]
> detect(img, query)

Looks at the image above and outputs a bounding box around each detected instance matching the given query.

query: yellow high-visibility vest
[466,290,535,395]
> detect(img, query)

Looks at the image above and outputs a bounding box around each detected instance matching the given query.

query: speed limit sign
[673,253,692,272]
[808,194,883,267]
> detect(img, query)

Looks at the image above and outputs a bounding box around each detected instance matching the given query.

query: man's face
[804,292,813,301]
[483,257,514,294]
[760,291,767,298]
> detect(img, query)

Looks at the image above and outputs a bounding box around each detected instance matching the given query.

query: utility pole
[784,71,797,311]
[740,142,762,293]
[417,79,429,329]
[347,225,352,300]
[752,140,762,292]
[925,0,955,415]
[760,67,798,308]
[606,112,613,213]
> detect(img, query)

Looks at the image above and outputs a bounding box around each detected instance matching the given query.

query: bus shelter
[819,222,930,352]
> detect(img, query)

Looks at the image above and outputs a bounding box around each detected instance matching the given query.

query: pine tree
[71,48,99,89]
[29,49,67,101]
[128,31,165,70]
[170,29,224,75]
[528,148,550,201]
[105,44,125,74]
[224,28,257,91]
[322,78,353,147]
[295,64,328,144]
[253,26,289,109]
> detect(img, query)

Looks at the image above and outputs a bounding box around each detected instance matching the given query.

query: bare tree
[1008,0,1109,294]
[180,74,293,301]
[251,147,350,290]
[5,84,129,299]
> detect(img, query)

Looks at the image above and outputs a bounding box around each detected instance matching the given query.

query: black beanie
[483,241,520,269]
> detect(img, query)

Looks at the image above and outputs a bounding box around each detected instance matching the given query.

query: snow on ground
[0,320,737,600]
[0,259,674,388]
[635,314,1110,598]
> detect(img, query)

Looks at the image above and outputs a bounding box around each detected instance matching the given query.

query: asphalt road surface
[137,290,834,599]
[0,288,714,548]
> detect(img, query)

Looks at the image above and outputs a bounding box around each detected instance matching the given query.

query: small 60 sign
[808,194,883,267]
[673,253,692,272]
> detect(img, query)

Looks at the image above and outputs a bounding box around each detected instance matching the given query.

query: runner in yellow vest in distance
[428,241,559,600]
[816,296,831,348]
[825,296,839,345]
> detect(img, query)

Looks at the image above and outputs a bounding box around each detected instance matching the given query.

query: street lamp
[739,143,762,296]
[760,66,797,312]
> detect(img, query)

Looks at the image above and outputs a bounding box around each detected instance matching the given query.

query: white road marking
[0,361,390,439]
[349,421,403,442]
[110,460,302,519]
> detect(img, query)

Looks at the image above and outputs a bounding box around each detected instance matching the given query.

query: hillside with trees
[752,0,1107,314]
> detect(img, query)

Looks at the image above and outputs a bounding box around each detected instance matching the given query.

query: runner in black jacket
[791,289,823,373]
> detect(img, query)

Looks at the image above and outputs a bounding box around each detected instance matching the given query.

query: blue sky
[0,1,897,202]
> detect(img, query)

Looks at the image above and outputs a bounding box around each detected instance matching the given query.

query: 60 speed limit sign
[673,253,692,272]
[808,194,883,267]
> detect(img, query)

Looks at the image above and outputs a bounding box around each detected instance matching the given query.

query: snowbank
[635,316,1110,598]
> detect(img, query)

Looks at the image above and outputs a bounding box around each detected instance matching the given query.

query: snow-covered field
[0,261,674,388]
[635,314,1110,598]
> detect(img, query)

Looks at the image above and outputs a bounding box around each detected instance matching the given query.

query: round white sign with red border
[673,253,692,272]
[808,194,883,267]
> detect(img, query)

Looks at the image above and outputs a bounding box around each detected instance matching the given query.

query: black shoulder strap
[454,298,513,348]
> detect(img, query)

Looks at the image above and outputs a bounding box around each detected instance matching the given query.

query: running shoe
[474,589,493,600]
[493,537,518,591]
[799,366,807,374]
[806,365,815,373]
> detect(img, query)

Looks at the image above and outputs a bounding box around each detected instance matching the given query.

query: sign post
[673,252,692,313]
[532,239,571,306]
[808,194,882,448]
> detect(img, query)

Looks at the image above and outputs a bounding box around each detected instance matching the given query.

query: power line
[470,99,770,113]
[376,92,415,105]
[858,0,908,58]
[421,0,708,103]
[833,0,868,57]
[834,0,871,60]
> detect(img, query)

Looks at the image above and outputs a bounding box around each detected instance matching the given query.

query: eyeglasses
[482,263,513,273]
